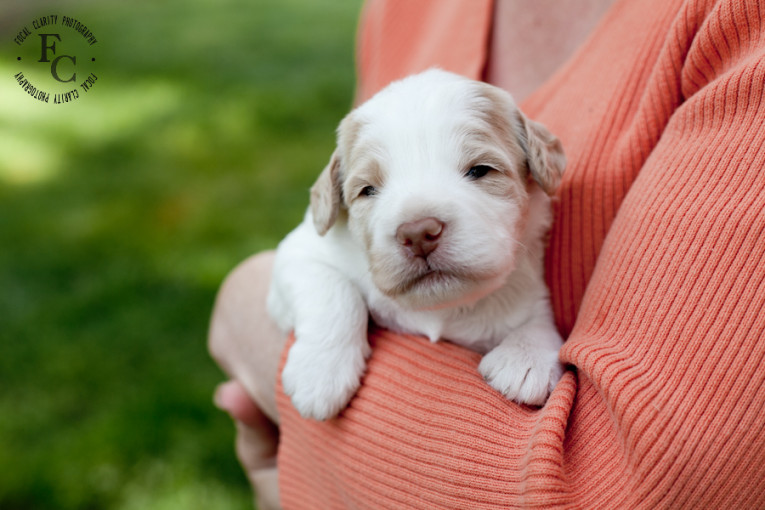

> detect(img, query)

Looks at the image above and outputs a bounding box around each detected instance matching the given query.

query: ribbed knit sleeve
[275,0,765,508]
[555,0,765,506]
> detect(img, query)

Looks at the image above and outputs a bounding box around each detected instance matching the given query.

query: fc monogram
[12,15,99,104]
[38,33,77,83]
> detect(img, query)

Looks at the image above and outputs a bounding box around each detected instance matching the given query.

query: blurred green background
[1,0,361,508]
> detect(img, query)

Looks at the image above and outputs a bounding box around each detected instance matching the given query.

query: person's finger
[214,380,279,465]
[236,421,281,509]
[214,380,267,428]
[250,465,280,510]
[215,380,281,508]
[208,251,284,423]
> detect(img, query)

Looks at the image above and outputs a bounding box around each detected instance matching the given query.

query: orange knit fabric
[355,0,494,103]
[276,0,765,508]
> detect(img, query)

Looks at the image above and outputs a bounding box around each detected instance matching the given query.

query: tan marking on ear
[310,150,342,236]
[518,113,566,195]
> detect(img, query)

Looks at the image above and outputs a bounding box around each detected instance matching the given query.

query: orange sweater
[276,0,765,507]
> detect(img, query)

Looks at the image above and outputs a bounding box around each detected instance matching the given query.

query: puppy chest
[366,293,517,354]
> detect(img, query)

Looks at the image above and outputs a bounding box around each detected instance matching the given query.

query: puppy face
[311,70,564,310]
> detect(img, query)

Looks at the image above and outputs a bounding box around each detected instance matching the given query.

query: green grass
[1,0,361,508]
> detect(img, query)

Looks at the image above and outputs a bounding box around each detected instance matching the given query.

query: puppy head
[310,69,565,309]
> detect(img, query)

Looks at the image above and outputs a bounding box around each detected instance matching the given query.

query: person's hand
[208,252,285,510]
[214,380,280,510]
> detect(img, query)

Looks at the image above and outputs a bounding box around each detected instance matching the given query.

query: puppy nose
[396,217,445,258]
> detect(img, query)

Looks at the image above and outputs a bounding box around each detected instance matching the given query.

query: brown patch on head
[460,84,531,202]
[475,170,525,200]
[336,110,386,206]
[343,158,384,202]
[459,141,527,203]
[333,111,390,253]
[473,84,528,164]
[308,110,373,236]
[472,82,565,196]
[343,155,384,253]
[337,112,363,164]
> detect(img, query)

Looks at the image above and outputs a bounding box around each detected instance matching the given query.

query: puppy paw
[479,342,562,406]
[282,340,370,420]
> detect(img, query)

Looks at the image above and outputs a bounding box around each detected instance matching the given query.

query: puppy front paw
[282,340,370,420]
[479,342,562,406]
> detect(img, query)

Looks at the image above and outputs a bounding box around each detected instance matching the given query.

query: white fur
[268,70,565,420]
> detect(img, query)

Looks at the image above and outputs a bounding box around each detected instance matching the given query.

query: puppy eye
[359,185,377,197]
[465,165,494,180]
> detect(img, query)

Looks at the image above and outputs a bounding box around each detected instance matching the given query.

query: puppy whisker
[511,238,531,256]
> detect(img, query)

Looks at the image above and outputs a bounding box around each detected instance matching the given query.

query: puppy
[267,69,565,420]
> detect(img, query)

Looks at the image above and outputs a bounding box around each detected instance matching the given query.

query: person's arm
[274,1,765,508]
[209,252,283,510]
[555,4,765,503]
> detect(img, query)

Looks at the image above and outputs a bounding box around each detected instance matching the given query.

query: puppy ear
[518,113,566,195]
[310,150,343,236]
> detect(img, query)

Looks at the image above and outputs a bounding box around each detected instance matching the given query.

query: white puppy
[267,70,565,420]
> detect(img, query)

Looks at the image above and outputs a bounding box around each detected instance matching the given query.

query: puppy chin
[373,261,514,311]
